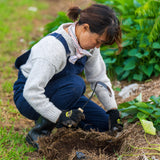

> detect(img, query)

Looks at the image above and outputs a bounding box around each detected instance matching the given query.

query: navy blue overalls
[13,33,109,132]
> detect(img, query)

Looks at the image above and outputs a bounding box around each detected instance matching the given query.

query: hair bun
[67,6,81,21]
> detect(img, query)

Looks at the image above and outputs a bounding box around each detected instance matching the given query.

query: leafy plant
[94,0,160,81]
[118,94,160,133]
[44,11,71,36]
[136,0,160,42]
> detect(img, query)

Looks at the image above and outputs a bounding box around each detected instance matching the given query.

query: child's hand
[57,109,85,127]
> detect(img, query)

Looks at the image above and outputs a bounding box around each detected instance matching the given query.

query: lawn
[0,0,49,159]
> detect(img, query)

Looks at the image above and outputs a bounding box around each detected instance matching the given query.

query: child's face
[77,24,106,50]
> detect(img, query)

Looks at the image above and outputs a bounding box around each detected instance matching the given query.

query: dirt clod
[38,126,132,160]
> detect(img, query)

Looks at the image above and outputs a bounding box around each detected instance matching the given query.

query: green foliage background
[95,0,160,81]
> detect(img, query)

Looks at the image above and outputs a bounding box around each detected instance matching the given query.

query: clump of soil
[37,124,132,160]
[35,122,160,160]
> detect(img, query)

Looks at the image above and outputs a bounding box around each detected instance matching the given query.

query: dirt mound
[35,122,160,160]
[37,125,133,160]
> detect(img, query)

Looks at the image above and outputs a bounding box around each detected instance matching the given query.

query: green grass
[0,0,48,54]
[2,81,13,93]
[0,126,36,160]
[0,0,50,159]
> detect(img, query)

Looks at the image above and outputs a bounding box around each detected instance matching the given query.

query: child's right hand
[57,109,85,127]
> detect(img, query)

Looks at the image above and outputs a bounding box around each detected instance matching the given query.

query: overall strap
[15,33,71,69]
[50,33,70,54]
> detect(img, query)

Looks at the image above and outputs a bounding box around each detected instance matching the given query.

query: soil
[115,76,160,105]
[36,123,160,160]
[6,0,160,159]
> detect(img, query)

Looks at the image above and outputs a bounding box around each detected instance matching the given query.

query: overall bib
[13,33,109,132]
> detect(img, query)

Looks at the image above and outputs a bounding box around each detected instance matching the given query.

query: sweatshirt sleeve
[23,59,62,123]
[22,36,67,123]
[84,48,117,111]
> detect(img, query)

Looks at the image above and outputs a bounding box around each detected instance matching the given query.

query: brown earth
[36,123,160,160]
[115,76,160,105]
[7,0,160,159]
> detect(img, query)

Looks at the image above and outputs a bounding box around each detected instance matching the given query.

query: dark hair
[67,4,122,52]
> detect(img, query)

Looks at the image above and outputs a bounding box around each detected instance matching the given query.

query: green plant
[44,11,71,36]
[118,95,160,133]
[94,0,160,81]
[136,0,160,42]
